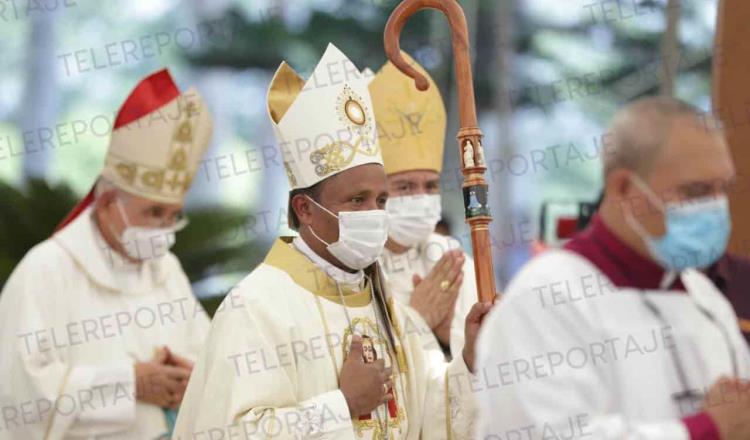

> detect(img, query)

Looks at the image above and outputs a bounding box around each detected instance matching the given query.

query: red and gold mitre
[56,69,213,231]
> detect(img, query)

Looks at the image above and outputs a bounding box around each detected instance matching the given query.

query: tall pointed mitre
[55,69,213,231]
[369,52,447,175]
[267,43,383,190]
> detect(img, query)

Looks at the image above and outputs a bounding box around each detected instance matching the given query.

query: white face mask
[115,199,186,261]
[386,194,442,247]
[306,196,389,270]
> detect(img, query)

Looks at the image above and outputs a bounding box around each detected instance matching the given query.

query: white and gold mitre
[267,43,383,190]
[101,69,213,204]
[369,52,446,175]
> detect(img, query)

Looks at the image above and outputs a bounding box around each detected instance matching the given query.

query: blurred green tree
[0,179,261,315]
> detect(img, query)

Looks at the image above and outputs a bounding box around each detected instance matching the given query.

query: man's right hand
[134,347,191,409]
[340,336,393,417]
[409,249,464,332]
[703,376,750,439]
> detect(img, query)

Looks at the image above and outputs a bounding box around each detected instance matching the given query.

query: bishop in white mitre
[369,53,477,359]
[0,70,213,439]
[173,44,490,440]
[475,97,750,440]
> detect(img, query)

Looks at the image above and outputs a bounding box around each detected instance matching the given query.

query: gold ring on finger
[440,280,450,291]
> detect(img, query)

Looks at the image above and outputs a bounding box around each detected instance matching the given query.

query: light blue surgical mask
[624,175,731,272]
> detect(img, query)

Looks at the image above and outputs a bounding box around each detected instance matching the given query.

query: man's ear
[291,194,314,227]
[605,168,632,202]
[94,189,117,213]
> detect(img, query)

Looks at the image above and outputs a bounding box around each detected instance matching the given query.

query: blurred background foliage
[0,0,719,298]
[0,179,77,281]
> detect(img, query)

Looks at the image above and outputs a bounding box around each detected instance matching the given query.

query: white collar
[659,270,678,290]
[380,242,421,272]
[381,242,421,258]
[53,207,166,292]
[293,236,365,288]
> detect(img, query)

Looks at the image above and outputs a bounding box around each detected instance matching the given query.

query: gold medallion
[345,98,366,125]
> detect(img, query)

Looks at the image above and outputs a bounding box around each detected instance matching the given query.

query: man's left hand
[158,346,194,407]
[462,302,493,372]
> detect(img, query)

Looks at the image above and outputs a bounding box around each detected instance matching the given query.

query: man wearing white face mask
[112,193,187,261]
[369,54,477,358]
[476,97,750,440]
[0,70,212,439]
[174,44,491,440]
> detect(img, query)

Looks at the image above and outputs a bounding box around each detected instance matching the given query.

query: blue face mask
[625,176,732,272]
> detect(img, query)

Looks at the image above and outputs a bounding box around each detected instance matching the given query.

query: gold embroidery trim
[385,297,409,374]
[263,238,372,307]
[309,136,380,178]
[444,371,453,440]
[306,84,379,178]
[343,317,406,438]
[313,294,341,381]
[108,96,200,199]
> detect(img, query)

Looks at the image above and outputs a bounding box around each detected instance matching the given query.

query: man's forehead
[387,169,440,183]
[651,116,734,184]
[129,193,183,211]
[667,114,725,143]
[322,165,387,188]
[662,117,728,159]
[324,181,385,196]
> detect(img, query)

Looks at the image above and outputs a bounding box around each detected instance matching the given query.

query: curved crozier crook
[383,0,497,303]
[383,0,431,91]
[383,0,478,129]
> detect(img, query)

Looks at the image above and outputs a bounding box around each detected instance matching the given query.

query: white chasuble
[476,250,750,440]
[173,237,477,440]
[0,209,209,439]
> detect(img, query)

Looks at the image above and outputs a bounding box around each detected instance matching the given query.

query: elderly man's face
[625,115,735,237]
[92,188,184,261]
[97,190,184,237]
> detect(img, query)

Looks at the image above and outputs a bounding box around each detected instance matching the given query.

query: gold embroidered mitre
[267,43,383,190]
[369,52,446,175]
[101,69,213,204]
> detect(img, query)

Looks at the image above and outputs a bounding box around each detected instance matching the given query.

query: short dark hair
[287,180,325,230]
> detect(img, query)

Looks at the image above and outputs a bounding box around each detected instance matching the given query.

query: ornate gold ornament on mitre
[266,43,383,190]
[369,51,447,175]
[55,69,213,231]
[102,69,214,204]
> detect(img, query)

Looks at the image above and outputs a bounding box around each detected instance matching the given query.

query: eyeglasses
[117,197,190,230]
[138,207,188,229]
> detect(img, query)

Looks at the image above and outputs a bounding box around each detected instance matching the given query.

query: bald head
[604,96,716,177]
[599,96,735,264]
